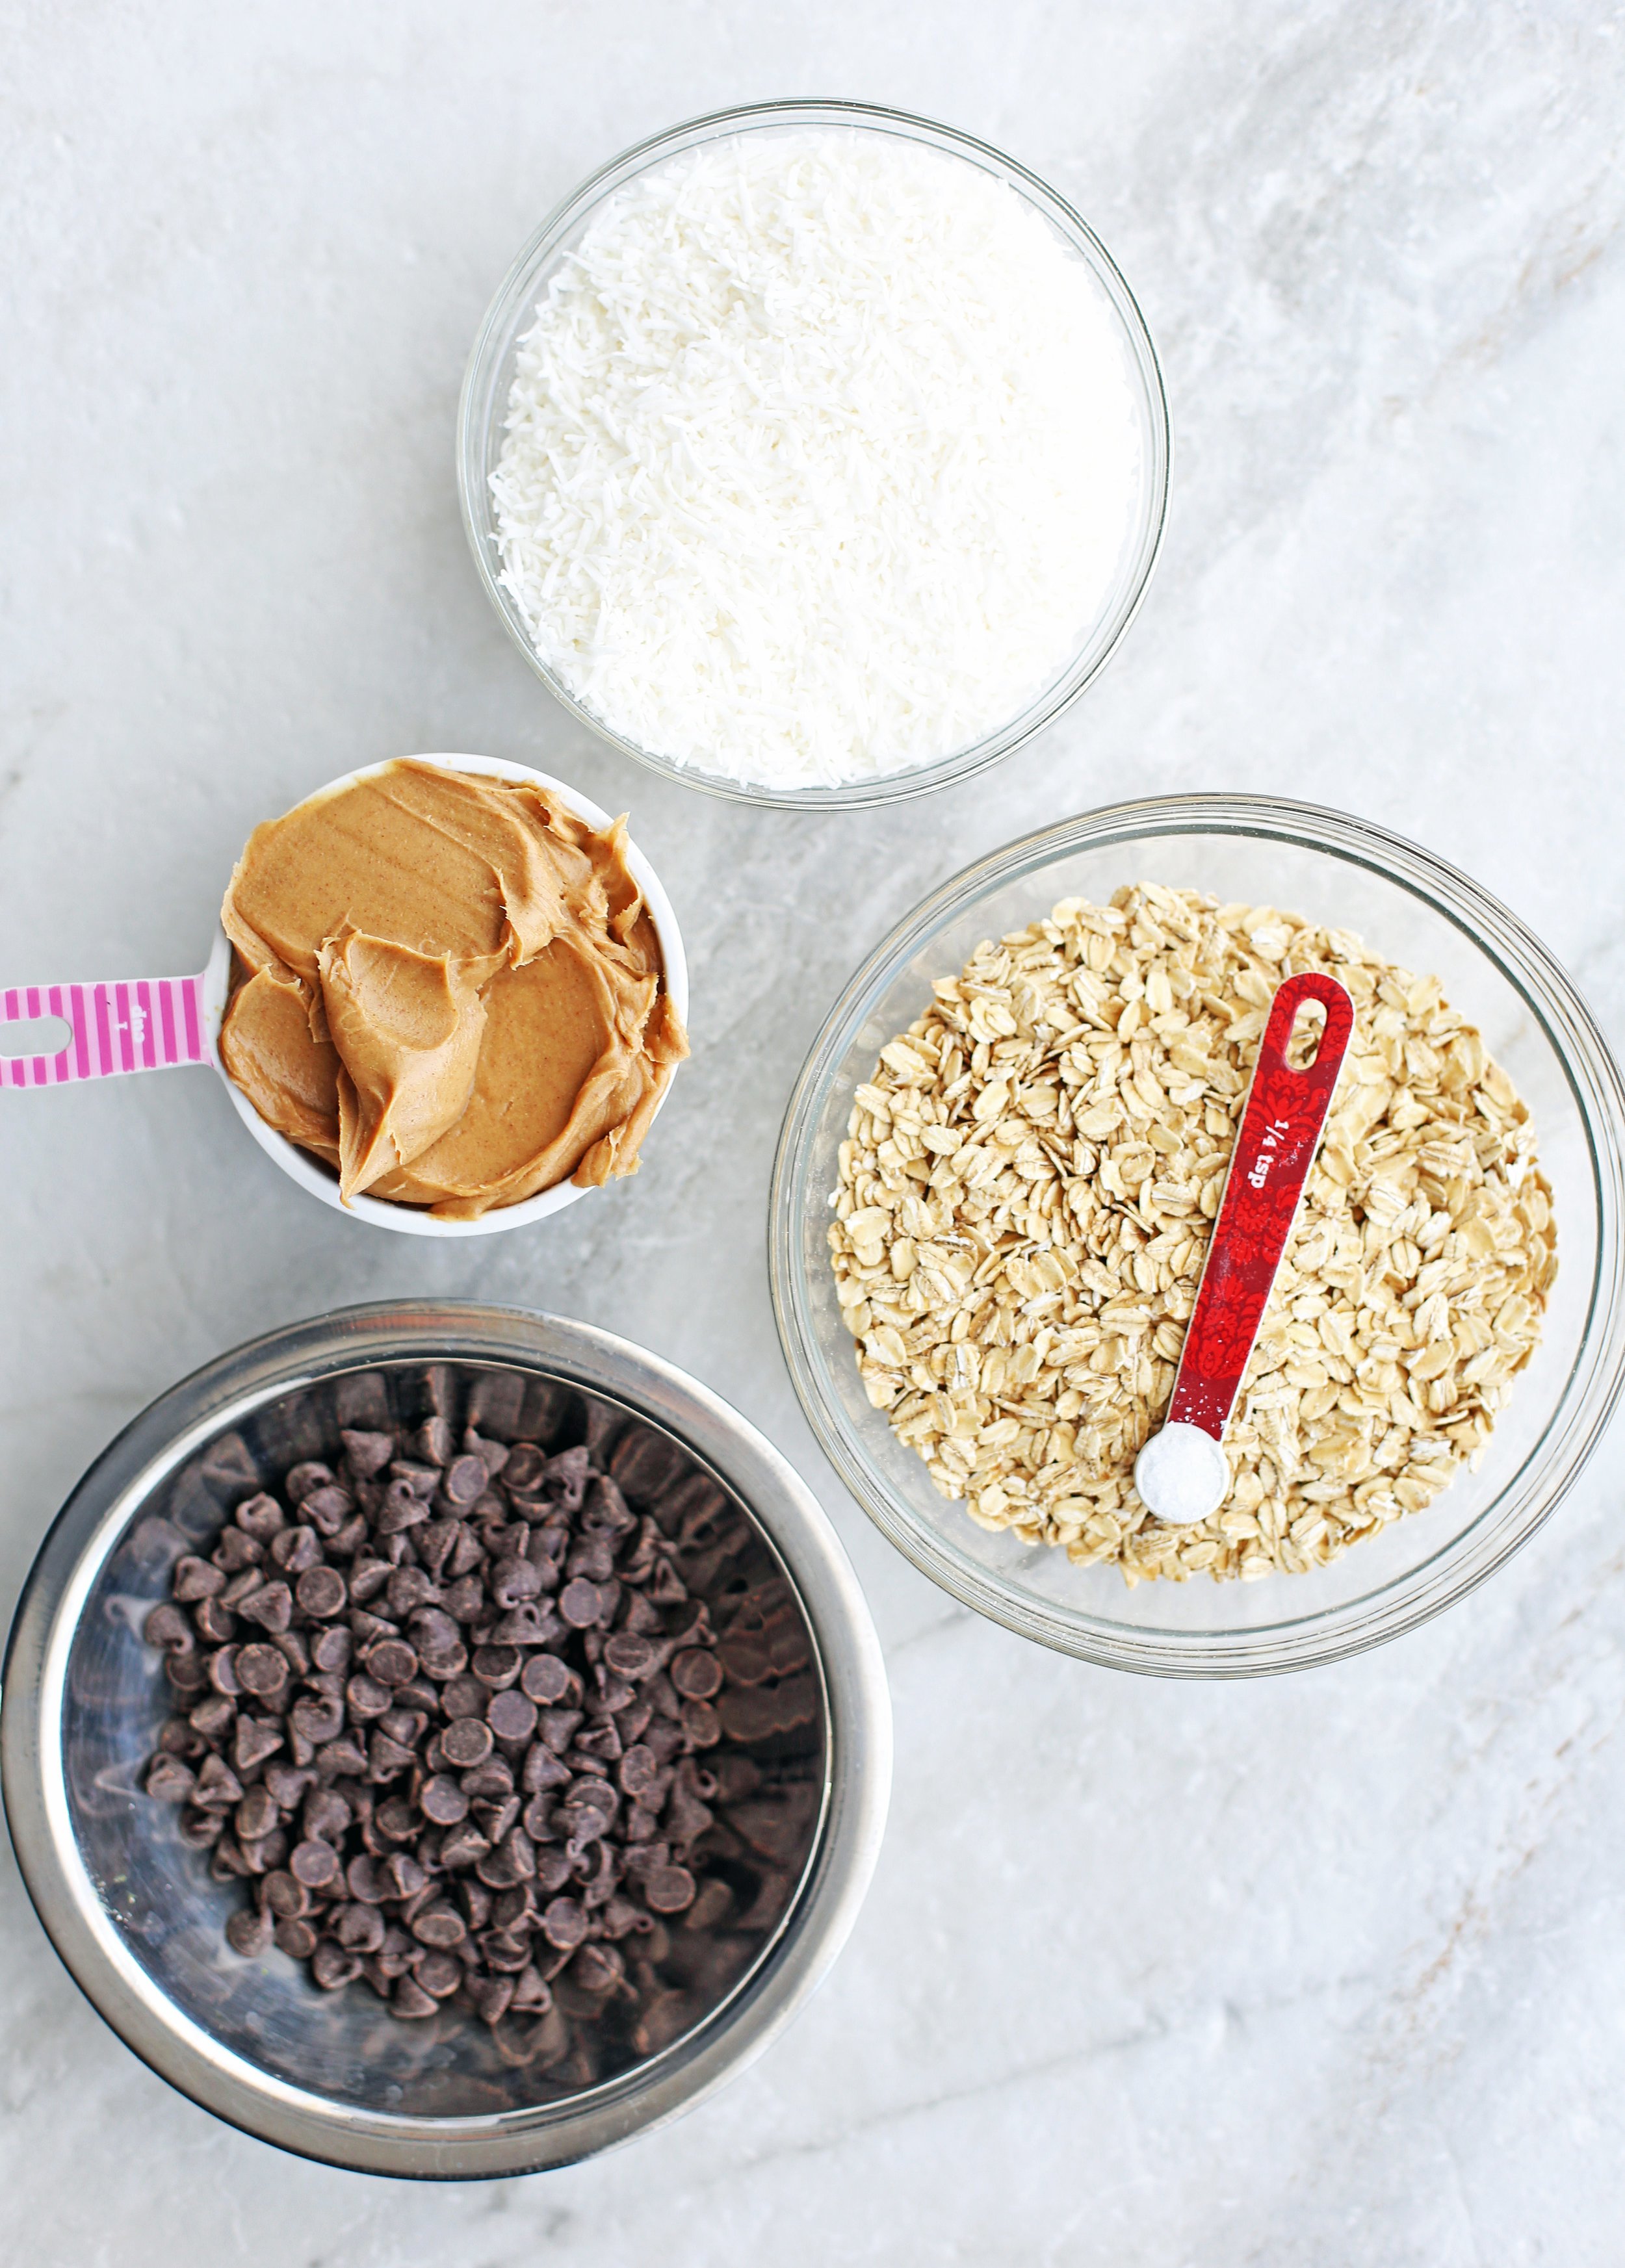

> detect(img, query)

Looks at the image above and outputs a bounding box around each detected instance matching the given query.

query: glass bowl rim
[456,97,1172,811]
[768,791,1625,1676]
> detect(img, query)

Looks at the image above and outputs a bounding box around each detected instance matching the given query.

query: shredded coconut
[491,131,1141,791]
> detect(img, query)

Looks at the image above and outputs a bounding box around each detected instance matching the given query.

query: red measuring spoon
[1134,969,1356,1526]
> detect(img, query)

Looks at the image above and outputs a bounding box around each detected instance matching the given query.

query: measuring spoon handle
[1,975,211,1090]
[1167,970,1355,1438]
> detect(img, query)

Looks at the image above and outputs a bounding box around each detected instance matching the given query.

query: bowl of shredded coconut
[458,102,1169,806]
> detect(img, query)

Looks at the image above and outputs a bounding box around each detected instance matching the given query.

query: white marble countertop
[5,3,1625,2260]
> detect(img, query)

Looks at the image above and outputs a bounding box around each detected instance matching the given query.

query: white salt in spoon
[1134,970,1355,1527]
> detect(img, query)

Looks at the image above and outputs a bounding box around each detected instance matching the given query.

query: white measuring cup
[0,754,689,1238]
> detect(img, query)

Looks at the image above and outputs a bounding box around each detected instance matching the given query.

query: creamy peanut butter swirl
[218,763,687,1216]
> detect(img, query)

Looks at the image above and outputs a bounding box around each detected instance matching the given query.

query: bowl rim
[0,1302,892,2176]
[456,96,1172,810]
[207,754,689,1238]
[768,790,1625,1677]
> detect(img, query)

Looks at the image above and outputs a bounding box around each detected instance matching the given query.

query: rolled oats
[828,886,1555,1585]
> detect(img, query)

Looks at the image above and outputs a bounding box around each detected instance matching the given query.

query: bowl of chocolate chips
[0,1302,890,2176]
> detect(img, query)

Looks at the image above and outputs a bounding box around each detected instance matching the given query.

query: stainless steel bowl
[1,1302,891,2176]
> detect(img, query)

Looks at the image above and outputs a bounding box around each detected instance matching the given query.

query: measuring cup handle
[1,976,211,1089]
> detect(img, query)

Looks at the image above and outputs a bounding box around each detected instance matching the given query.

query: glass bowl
[769,795,1625,1676]
[456,100,1171,810]
[1,1303,890,2175]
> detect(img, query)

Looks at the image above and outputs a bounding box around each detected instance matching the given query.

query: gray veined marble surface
[3,2,1624,2262]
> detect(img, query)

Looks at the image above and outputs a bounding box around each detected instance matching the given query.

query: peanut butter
[218,762,687,1216]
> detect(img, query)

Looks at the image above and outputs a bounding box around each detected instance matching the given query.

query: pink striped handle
[1,975,211,1089]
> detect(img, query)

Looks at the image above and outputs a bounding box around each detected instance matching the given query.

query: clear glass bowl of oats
[769,794,1625,1676]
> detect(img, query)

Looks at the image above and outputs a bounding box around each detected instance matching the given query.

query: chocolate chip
[480,1926,532,1973]
[391,1974,437,2020]
[232,1720,284,1780]
[522,1743,569,1794]
[295,1566,346,1619]
[411,1606,463,1660]
[471,1645,521,1690]
[490,1604,554,1647]
[669,1647,723,1701]
[603,1632,658,1680]
[540,1896,588,1951]
[311,1940,362,1991]
[273,1917,318,1961]
[143,1603,192,1650]
[192,1754,244,1809]
[344,1853,389,1904]
[411,1902,466,1949]
[618,1744,660,1799]
[302,1788,352,1844]
[237,1580,293,1634]
[145,1756,196,1802]
[284,1463,334,1504]
[315,1734,369,1779]
[234,1643,285,1699]
[440,1716,493,1768]
[172,1556,226,1603]
[538,1707,582,1755]
[437,1822,492,1870]
[498,1443,545,1494]
[465,1971,514,2025]
[289,1694,344,1746]
[343,1673,391,1723]
[235,1786,278,1842]
[443,1454,489,1507]
[212,1528,261,1573]
[486,1690,538,1745]
[269,1526,321,1575]
[163,1652,207,1697]
[335,1901,385,1953]
[290,1840,340,1889]
[367,1640,419,1688]
[191,1598,237,1646]
[476,1828,536,1890]
[558,1578,603,1629]
[520,1653,573,1705]
[261,1874,310,1929]
[225,1905,273,1956]
[415,1775,466,1827]
[235,1493,285,1543]
[300,1485,354,1536]
[374,1795,417,1843]
[188,1692,235,1743]
[484,1559,536,1614]
[439,1673,489,1720]
[415,1417,454,1468]
[340,1429,395,1478]
[643,1864,696,1914]
[380,1851,426,1901]
[262,1764,313,1809]
[309,1625,352,1675]
[413,1950,461,1999]
[570,1942,626,1996]
[462,1758,514,1801]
